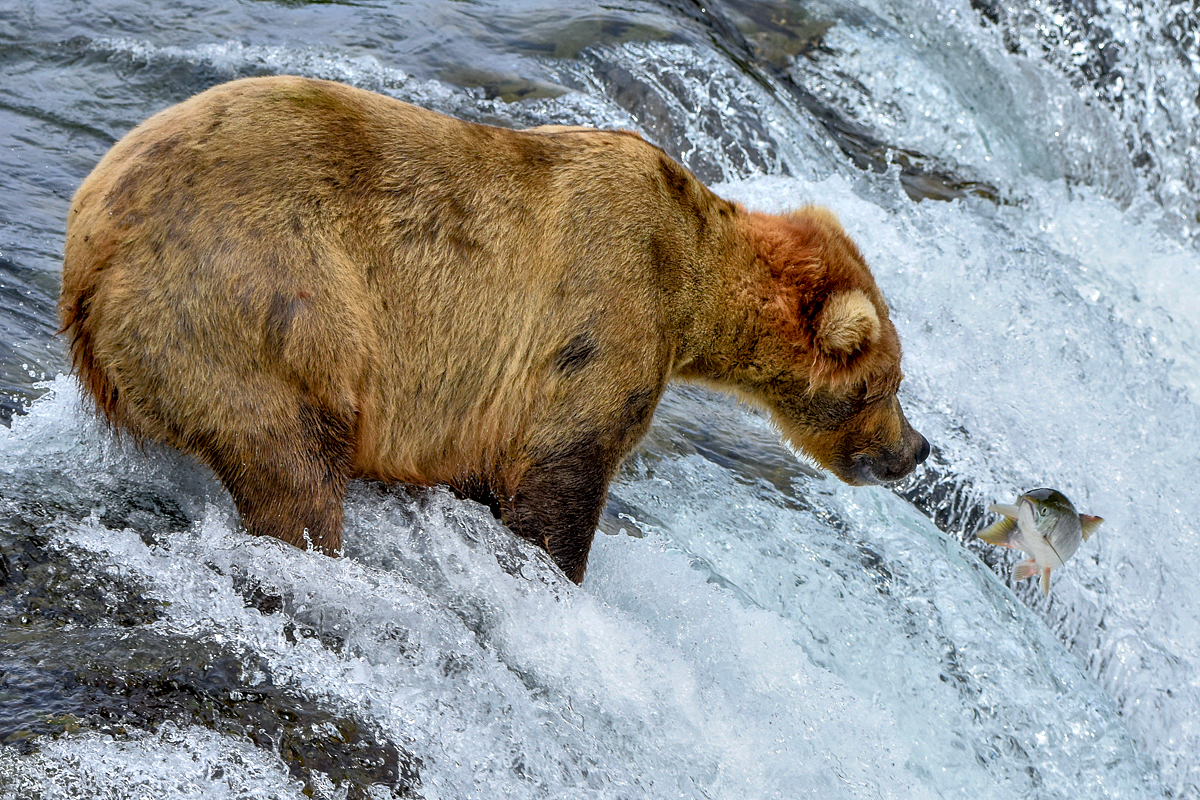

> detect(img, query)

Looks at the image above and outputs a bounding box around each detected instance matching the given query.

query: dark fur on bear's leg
[507,436,615,584]
[204,403,355,556]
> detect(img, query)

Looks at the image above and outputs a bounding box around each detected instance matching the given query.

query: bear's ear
[815,289,880,358]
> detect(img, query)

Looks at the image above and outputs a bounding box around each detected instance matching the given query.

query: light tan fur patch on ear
[816,289,880,356]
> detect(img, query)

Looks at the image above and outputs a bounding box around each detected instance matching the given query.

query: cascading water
[1,0,1197,797]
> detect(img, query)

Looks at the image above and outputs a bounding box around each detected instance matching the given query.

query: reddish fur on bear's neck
[745,210,826,348]
[687,206,902,401]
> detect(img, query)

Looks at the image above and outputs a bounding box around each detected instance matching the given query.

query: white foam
[0,723,304,800]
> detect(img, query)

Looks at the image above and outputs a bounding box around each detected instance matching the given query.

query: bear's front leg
[203,399,356,557]
[505,436,617,584]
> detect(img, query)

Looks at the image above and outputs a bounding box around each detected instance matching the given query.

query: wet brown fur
[60,76,926,582]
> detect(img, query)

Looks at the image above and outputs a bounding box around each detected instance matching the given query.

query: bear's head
[725,206,929,485]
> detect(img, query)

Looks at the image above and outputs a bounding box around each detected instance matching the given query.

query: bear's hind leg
[203,401,356,556]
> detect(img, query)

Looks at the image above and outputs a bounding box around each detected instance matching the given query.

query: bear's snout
[915,434,931,464]
[854,426,929,484]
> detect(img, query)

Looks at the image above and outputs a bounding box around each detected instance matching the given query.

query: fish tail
[1079,514,1103,541]
[978,516,1018,547]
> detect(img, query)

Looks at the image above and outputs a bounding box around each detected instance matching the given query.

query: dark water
[3,1,1200,798]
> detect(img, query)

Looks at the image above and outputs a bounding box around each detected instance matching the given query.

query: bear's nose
[914,434,930,464]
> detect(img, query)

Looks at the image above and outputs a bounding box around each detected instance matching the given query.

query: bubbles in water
[0,724,305,800]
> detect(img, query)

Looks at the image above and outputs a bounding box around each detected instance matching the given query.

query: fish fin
[1012,559,1040,582]
[988,503,1020,520]
[1040,568,1051,595]
[1079,515,1103,541]
[978,516,1018,547]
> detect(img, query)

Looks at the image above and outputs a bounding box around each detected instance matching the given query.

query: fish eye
[1039,508,1049,517]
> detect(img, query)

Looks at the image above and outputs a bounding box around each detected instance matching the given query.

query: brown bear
[60,76,928,583]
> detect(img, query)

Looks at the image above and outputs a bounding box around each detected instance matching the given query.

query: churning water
[2,0,1199,797]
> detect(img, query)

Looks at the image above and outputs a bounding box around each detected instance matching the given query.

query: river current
[1,1,1198,798]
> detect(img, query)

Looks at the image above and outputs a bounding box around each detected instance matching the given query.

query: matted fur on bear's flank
[60,75,928,582]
